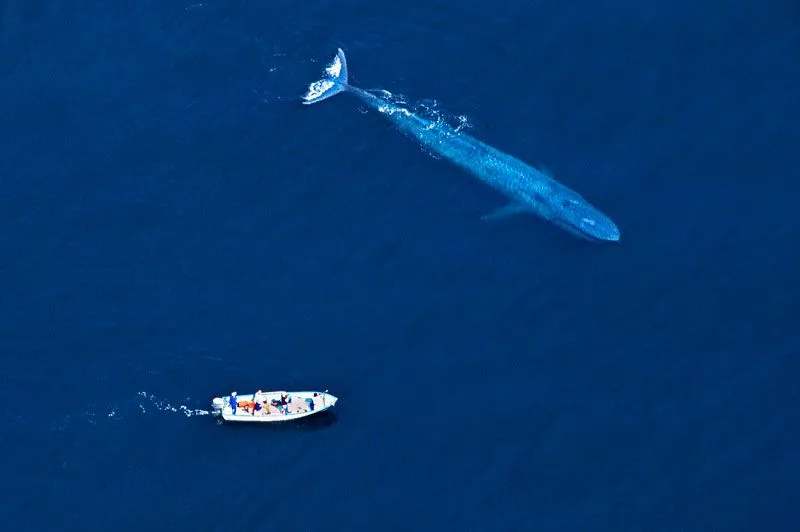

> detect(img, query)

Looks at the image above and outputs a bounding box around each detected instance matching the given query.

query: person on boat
[229,391,237,415]
[279,393,289,414]
[253,400,262,416]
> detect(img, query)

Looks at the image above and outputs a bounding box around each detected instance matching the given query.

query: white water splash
[57,392,210,429]
[137,391,210,417]
[377,104,412,117]
[371,89,474,135]
[453,114,472,133]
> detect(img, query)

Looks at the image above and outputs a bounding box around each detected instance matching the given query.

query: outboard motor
[211,397,225,417]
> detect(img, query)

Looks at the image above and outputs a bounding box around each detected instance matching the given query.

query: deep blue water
[2,0,799,529]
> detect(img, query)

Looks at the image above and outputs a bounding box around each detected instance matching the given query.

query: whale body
[302,48,620,242]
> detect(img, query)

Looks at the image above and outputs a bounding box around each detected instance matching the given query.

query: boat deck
[227,392,329,419]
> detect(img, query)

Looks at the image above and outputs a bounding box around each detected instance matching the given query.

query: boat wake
[57,392,210,429]
[134,391,211,418]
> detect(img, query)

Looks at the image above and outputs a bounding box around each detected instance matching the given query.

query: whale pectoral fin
[481,203,529,221]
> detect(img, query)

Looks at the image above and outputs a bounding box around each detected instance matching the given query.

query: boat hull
[211,390,337,423]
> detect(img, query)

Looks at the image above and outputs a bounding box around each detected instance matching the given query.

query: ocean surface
[2,0,799,530]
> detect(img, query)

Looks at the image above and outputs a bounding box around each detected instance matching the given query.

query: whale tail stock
[302,48,349,105]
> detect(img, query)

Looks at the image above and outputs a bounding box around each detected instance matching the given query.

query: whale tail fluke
[302,48,349,105]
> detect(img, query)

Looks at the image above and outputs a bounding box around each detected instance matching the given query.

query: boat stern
[210,396,226,417]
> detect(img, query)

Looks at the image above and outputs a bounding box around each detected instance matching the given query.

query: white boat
[210,390,338,423]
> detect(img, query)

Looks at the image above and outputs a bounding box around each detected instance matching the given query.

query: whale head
[554,196,620,242]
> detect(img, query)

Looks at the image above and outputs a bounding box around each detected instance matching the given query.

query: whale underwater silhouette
[303,48,621,242]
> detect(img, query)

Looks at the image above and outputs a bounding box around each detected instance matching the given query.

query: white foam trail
[354,88,475,161]
[137,391,210,417]
[58,392,210,429]
[378,90,475,134]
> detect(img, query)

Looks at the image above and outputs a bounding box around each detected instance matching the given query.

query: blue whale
[302,48,620,242]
